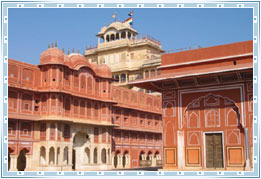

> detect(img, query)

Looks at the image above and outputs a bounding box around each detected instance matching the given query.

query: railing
[85,45,97,50]
[85,34,161,54]
[163,45,202,54]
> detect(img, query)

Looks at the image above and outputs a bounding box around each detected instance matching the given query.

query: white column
[68,148,72,166]
[111,154,115,167]
[54,148,57,166]
[59,148,63,166]
[118,155,123,168]
[90,146,94,164]
[25,155,31,171]
[46,147,50,165]
[10,155,18,171]
[177,130,185,169]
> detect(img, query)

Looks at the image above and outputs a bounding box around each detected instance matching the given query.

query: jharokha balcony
[85,34,162,55]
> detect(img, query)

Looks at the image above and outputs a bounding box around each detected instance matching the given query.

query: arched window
[115,75,119,83]
[80,75,86,91]
[63,124,70,139]
[40,123,46,140]
[94,148,98,164]
[94,127,99,143]
[121,74,126,82]
[80,101,85,117]
[40,146,46,165]
[106,35,110,42]
[102,128,106,143]
[49,147,55,165]
[50,123,56,140]
[63,147,69,164]
[74,99,79,115]
[150,69,156,77]
[65,98,71,115]
[101,148,106,164]
[111,34,115,41]
[121,32,126,39]
[116,33,119,40]
[87,77,92,91]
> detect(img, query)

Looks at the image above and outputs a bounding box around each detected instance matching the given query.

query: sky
[8,8,253,64]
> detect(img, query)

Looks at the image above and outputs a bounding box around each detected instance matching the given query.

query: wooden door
[206,133,224,168]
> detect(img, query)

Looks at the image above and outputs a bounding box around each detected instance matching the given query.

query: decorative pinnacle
[77,49,80,53]
[72,48,75,53]
[62,47,64,52]
[48,44,50,48]
[55,41,57,47]
[52,43,54,48]
[68,49,70,55]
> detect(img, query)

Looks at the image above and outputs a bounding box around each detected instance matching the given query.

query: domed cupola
[69,53,94,71]
[40,47,67,65]
[94,64,112,79]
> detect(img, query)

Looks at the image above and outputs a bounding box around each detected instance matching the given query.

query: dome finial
[52,43,54,48]
[55,41,57,47]
[77,49,80,54]
[48,43,50,48]
[72,48,75,53]
[68,49,70,55]
[62,47,64,52]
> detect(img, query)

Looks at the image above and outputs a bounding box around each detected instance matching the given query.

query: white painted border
[179,84,245,129]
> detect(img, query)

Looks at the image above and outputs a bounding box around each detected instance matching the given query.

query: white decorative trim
[187,131,201,146]
[226,129,241,145]
[204,108,221,128]
[225,107,239,127]
[204,94,220,107]
[179,84,245,129]
[187,110,200,128]
[163,100,176,117]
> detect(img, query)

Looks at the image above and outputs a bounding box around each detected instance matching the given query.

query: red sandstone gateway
[129,40,253,170]
[8,47,162,171]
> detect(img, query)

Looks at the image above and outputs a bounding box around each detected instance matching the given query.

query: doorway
[17,149,27,171]
[72,149,76,170]
[205,133,224,168]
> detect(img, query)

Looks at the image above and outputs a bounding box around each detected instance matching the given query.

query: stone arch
[164,101,174,117]
[164,121,175,146]
[121,74,126,82]
[228,131,240,144]
[63,147,69,165]
[184,93,241,129]
[122,150,128,168]
[80,75,86,91]
[40,146,46,165]
[114,150,120,168]
[94,148,98,164]
[49,147,55,165]
[56,147,60,165]
[188,111,199,128]
[101,148,106,164]
[227,108,238,126]
[189,132,199,145]
[85,147,90,164]
[17,148,28,171]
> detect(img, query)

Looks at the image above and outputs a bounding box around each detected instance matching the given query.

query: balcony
[85,34,162,55]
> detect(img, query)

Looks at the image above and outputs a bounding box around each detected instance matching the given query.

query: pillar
[68,148,72,166]
[46,147,49,165]
[59,148,63,166]
[111,154,115,167]
[118,155,123,168]
[90,146,94,164]
[244,128,251,170]
[25,155,31,171]
[177,130,185,169]
[9,155,18,171]
[54,148,57,166]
